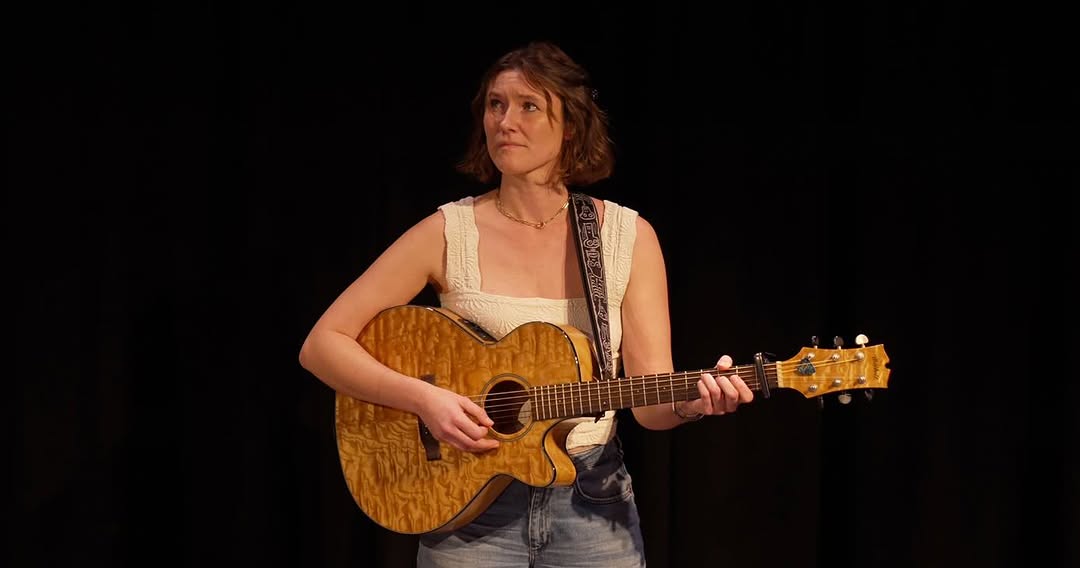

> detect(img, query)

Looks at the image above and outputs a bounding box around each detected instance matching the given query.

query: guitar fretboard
[529,364,777,420]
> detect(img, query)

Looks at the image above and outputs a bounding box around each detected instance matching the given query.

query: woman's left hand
[680,355,754,416]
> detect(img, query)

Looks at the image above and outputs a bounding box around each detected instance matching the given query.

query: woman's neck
[495,178,569,221]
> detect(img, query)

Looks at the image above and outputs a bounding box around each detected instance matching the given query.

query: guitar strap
[568,192,615,382]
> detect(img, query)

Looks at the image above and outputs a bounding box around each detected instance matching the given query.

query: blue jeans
[417,435,646,567]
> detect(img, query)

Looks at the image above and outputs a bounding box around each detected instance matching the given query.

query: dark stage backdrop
[9,2,1075,567]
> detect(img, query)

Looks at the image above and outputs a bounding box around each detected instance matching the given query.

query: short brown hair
[456,41,615,187]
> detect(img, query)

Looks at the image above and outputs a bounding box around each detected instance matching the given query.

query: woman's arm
[298,211,499,452]
[623,216,753,430]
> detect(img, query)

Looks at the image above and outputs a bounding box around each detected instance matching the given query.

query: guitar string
[461,356,878,419]
[460,357,865,408]
[492,380,768,402]
[466,369,774,404]
[480,386,718,421]
[478,379,771,409]
[472,374,779,418]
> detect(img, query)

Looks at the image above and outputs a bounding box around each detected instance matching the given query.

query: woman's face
[483,70,565,182]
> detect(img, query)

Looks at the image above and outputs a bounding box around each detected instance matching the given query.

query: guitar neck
[530,364,778,420]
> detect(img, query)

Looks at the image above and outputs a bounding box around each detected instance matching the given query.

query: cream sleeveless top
[437,195,638,450]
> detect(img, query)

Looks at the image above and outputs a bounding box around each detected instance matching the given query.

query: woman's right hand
[416,386,501,453]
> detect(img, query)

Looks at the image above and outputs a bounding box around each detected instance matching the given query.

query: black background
[9,2,1076,567]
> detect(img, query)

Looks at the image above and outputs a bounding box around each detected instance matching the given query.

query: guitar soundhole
[485,377,531,437]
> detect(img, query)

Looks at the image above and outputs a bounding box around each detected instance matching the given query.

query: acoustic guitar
[335,304,891,534]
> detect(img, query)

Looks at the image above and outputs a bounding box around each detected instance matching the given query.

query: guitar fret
[552,384,559,419]
[540,384,548,421]
[536,385,542,421]
[585,381,591,415]
[554,384,560,419]
[551,384,557,418]
[550,384,558,419]
[552,383,559,418]
[545,384,552,420]
[544,384,551,419]
[592,380,599,415]
[557,383,564,418]
[548,382,557,418]
[551,384,557,420]
[542,384,547,420]
[567,382,574,417]
[577,382,583,416]
[549,385,554,421]
[559,382,566,417]
[572,382,579,417]
[551,384,557,419]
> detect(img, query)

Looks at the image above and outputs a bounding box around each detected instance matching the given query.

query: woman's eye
[489,99,504,111]
[523,101,539,111]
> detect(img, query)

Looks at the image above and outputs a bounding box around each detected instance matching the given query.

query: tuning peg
[838,392,852,405]
[811,336,820,348]
[833,336,844,348]
[818,397,825,411]
[855,334,869,347]
[864,390,874,401]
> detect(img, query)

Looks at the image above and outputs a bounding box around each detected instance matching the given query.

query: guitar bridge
[418,374,442,461]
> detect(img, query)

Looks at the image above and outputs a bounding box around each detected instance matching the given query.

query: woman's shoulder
[437,195,475,211]
[437,190,496,212]
[593,197,644,232]
[599,198,637,215]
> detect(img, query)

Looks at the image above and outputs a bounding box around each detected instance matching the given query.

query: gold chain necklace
[494,191,570,229]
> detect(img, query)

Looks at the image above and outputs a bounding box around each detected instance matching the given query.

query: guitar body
[335,305,597,535]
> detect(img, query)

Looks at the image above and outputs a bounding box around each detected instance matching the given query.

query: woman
[299,40,753,567]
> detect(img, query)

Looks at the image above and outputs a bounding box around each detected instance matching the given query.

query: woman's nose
[498,108,518,130]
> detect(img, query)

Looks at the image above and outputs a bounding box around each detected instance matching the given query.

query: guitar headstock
[775,334,891,401]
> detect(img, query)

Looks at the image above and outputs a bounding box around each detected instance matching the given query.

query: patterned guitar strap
[568,192,615,387]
